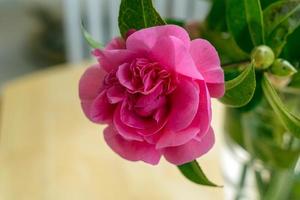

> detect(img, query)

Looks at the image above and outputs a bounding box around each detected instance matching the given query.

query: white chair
[62,0,211,64]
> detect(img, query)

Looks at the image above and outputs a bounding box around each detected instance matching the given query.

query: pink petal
[104,126,162,165]
[134,84,165,117]
[92,49,135,73]
[106,85,125,104]
[105,37,126,50]
[190,39,224,97]
[157,80,212,148]
[116,63,134,90]
[120,99,156,129]
[162,127,215,165]
[126,25,190,52]
[164,78,199,132]
[156,128,199,149]
[88,91,115,123]
[113,105,144,142]
[151,36,203,80]
[186,80,212,138]
[79,64,106,101]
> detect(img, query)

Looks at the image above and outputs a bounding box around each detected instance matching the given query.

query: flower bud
[251,45,275,69]
[270,58,297,77]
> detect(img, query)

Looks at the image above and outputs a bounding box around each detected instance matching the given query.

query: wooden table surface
[0,63,225,200]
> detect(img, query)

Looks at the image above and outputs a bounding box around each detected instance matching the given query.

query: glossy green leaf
[264,0,300,56]
[81,23,103,49]
[262,74,300,138]
[220,65,256,107]
[260,0,280,9]
[289,71,300,88]
[206,0,227,32]
[226,0,264,53]
[281,26,300,65]
[118,0,166,37]
[178,160,220,187]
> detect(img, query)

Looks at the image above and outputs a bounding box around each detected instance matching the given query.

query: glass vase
[222,89,300,200]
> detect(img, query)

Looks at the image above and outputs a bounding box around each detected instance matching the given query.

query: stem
[234,163,248,200]
[262,169,294,200]
[222,60,250,68]
[254,169,266,198]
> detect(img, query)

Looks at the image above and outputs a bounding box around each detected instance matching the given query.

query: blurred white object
[62,0,210,64]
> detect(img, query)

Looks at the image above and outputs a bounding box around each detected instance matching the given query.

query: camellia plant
[79,0,300,199]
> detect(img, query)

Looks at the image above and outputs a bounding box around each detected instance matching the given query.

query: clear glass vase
[222,89,300,200]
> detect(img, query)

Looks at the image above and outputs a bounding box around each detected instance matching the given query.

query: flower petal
[106,85,125,104]
[120,99,156,129]
[151,36,203,80]
[79,64,106,101]
[88,91,115,123]
[104,125,162,165]
[162,127,215,165]
[157,80,211,148]
[105,37,126,50]
[126,25,190,53]
[92,49,135,73]
[134,84,165,117]
[186,80,212,138]
[116,63,135,90]
[190,39,224,97]
[165,78,199,132]
[156,128,199,149]
[113,105,144,142]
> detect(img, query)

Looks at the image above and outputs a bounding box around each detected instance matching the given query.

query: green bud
[270,58,297,77]
[251,45,275,69]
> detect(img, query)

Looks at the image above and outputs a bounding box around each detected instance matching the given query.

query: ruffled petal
[151,36,203,80]
[104,126,162,165]
[186,80,212,138]
[189,39,224,98]
[113,105,144,141]
[157,80,211,149]
[79,64,106,101]
[106,85,125,104]
[116,63,134,90]
[88,91,115,123]
[92,49,135,73]
[126,25,190,53]
[105,37,126,50]
[162,127,215,165]
[120,99,156,129]
[164,78,199,132]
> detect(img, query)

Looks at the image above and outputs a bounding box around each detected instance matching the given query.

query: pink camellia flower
[79,25,224,165]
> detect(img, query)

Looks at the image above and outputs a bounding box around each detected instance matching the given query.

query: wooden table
[0,63,225,200]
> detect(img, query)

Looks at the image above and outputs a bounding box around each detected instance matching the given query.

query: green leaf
[281,26,300,65]
[260,0,281,9]
[238,71,263,112]
[206,0,227,32]
[118,0,166,37]
[220,64,256,107]
[264,0,300,56]
[81,23,103,49]
[262,74,300,138]
[226,0,264,53]
[289,71,300,88]
[177,160,220,187]
[165,18,185,27]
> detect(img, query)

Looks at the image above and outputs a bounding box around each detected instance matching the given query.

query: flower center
[128,58,176,95]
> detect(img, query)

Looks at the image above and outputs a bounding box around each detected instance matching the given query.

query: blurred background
[0,0,211,86]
